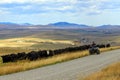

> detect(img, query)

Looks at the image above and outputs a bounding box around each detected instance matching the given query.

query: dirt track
[0,49,120,80]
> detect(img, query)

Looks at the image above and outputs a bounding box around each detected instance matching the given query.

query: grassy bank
[84,62,120,80]
[0,46,120,75]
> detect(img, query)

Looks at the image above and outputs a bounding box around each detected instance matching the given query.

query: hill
[0,22,120,30]
[97,25,120,29]
[48,22,90,28]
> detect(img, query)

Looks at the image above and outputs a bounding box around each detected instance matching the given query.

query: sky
[0,0,120,26]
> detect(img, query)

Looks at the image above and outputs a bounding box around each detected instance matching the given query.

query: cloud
[1,0,120,26]
[0,0,77,4]
[77,0,120,15]
[0,0,120,15]
[0,7,10,14]
[0,0,28,4]
[0,0,77,14]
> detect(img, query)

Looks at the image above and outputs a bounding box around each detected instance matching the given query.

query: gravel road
[0,49,120,80]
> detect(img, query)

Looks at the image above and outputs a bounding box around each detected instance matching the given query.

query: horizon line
[0,21,120,27]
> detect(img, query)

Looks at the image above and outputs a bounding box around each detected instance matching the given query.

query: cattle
[47,50,54,57]
[97,44,106,48]
[106,43,111,47]
[1,53,17,63]
[1,55,11,63]
[27,51,39,61]
[17,52,27,60]
[26,50,54,61]
[1,43,111,63]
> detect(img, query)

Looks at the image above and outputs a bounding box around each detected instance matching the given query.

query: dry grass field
[114,36,120,43]
[0,46,120,76]
[0,47,31,56]
[0,37,74,47]
[84,62,120,80]
[0,37,76,55]
[0,23,119,77]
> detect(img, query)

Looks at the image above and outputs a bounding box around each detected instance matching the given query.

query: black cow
[17,52,27,60]
[1,43,110,63]
[1,55,11,63]
[106,44,111,47]
[27,51,39,61]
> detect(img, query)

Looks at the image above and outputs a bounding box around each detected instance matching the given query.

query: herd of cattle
[1,44,110,63]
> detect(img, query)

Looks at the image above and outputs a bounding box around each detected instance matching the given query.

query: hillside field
[0,37,76,55]
[0,28,120,55]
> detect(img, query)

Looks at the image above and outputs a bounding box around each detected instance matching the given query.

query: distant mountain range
[48,22,90,28]
[97,25,120,29]
[0,22,32,26]
[0,22,120,29]
[0,22,33,29]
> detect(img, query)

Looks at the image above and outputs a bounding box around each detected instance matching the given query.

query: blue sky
[0,0,120,26]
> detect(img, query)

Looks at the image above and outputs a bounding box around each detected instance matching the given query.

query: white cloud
[43,5,74,11]
[75,0,120,15]
[0,0,78,4]
[0,8,10,14]
[0,0,120,15]
[20,5,33,10]
[0,0,28,4]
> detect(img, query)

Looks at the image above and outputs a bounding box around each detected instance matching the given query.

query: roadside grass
[0,46,120,75]
[84,62,120,80]
[100,46,120,53]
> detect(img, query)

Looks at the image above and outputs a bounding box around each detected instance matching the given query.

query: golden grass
[0,37,74,47]
[84,62,120,80]
[0,47,31,56]
[0,37,76,55]
[0,37,76,56]
[113,36,120,43]
[0,50,89,75]
[100,46,120,52]
[0,46,120,76]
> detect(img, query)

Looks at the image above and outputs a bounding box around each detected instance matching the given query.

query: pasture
[0,29,120,46]
[0,46,119,75]
[0,29,120,76]
[0,37,76,55]
[0,37,74,47]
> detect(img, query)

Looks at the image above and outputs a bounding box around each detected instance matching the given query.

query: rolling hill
[48,22,90,28]
[0,22,120,30]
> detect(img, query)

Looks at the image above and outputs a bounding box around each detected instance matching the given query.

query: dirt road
[0,49,120,80]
